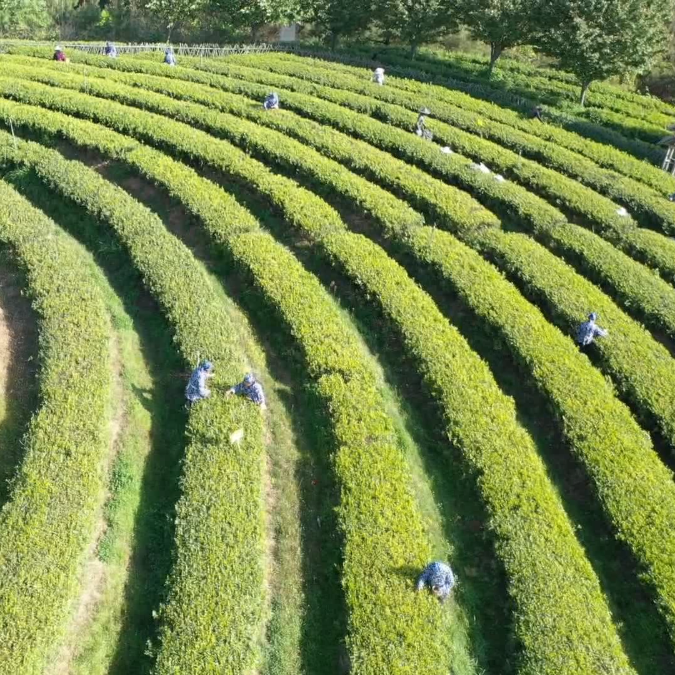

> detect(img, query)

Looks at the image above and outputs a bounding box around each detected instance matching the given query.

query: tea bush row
[0,172,111,674]
[8,72,674,457]
[0,134,268,673]
[0,83,641,674]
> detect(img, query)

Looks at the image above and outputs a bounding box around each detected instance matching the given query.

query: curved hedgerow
[6,49,672,198]
[24,60,675,347]
[21,51,675,294]
[7,44,666,175]
[111,53,675,278]
[250,50,666,164]
[0,131,268,674]
[276,45,674,130]
[386,46,675,120]
[0,117,454,675]
[396,49,674,137]
[0,179,111,674]
[17,51,669,289]
[1,93,643,675]
[214,52,674,190]
[209,53,675,236]
[6,77,675,652]
[338,47,672,144]
[5,75,674,461]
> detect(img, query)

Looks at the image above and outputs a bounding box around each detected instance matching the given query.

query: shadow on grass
[2,163,188,675]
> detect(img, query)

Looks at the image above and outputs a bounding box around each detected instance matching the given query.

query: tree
[457,0,542,75]
[375,0,457,59]
[538,0,673,105]
[0,0,51,37]
[298,0,372,49]
[142,0,204,40]
[210,0,301,41]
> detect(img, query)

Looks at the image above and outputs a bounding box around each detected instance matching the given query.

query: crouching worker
[105,41,118,58]
[576,312,608,348]
[417,561,455,603]
[53,46,67,62]
[164,47,177,66]
[263,92,280,110]
[373,67,385,85]
[185,360,214,405]
[227,372,266,410]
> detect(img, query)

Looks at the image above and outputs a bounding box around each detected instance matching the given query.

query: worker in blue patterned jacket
[576,312,608,348]
[185,360,214,404]
[227,372,266,409]
[263,92,280,110]
[416,561,455,602]
[164,47,177,66]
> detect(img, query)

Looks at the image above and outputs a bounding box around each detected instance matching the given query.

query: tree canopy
[210,0,300,40]
[457,0,543,73]
[298,0,372,48]
[141,0,205,40]
[537,0,672,104]
[0,0,50,37]
[375,0,457,58]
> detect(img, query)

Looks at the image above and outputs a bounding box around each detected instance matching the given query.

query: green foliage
[214,53,675,243]
[0,0,50,37]
[3,46,675,672]
[536,0,673,104]
[0,78,456,672]
[31,50,675,649]
[54,55,675,454]
[369,44,675,135]
[9,57,675,447]
[0,133,268,673]
[374,0,457,57]
[0,63,647,673]
[81,49,675,295]
[419,44,675,116]
[209,0,301,39]
[456,0,543,72]
[142,0,206,39]
[306,45,665,157]
[298,0,372,48]
[0,176,111,674]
